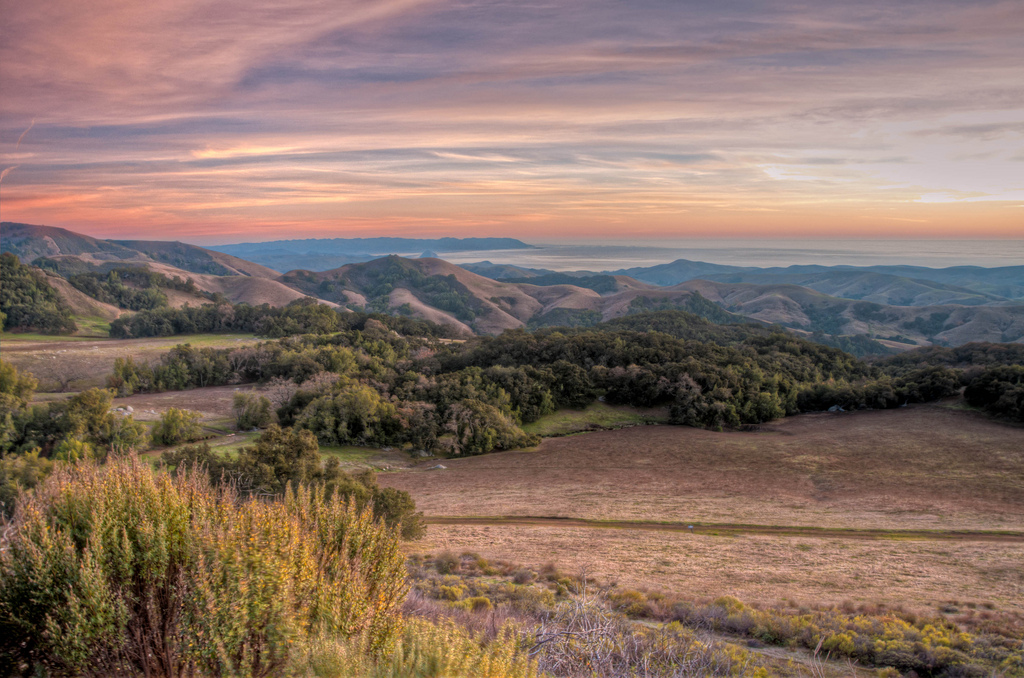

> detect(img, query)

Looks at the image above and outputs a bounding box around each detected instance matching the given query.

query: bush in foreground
[0,458,407,677]
[291,619,535,678]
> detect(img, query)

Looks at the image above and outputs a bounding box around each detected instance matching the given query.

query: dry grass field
[384,404,1024,614]
[416,524,1024,614]
[385,404,1024,532]
[1,333,260,391]
[111,384,258,422]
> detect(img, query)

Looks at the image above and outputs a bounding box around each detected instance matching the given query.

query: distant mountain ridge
[605,258,1024,304]
[3,222,1022,350]
[208,236,535,271]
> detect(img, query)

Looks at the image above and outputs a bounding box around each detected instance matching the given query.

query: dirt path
[425,516,1024,542]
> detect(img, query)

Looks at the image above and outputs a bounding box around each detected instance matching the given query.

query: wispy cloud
[2,0,1022,240]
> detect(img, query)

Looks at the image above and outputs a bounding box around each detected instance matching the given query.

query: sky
[1,0,1022,245]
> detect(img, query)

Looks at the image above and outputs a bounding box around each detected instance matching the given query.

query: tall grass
[291,619,536,678]
[0,458,407,677]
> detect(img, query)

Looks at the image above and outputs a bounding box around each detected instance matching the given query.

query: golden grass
[388,405,1024,617]
[413,524,1024,615]
[385,405,1024,532]
[2,333,260,391]
[522,402,667,437]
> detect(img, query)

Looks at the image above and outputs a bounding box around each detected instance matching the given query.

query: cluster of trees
[108,296,461,339]
[874,342,1024,373]
[0,252,77,334]
[163,425,424,538]
[151,407,204,445]
[100,310,1018,460]
[527,308,603,329]
[65,266,215,311]
[875,342,1024,421]
[0,360,150,513]
[627,293,740,325]
[963,366,1024,421]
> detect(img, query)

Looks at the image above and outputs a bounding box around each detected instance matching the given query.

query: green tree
[151,407,204,446]
[233,392,273,430]
[235,425,322,495]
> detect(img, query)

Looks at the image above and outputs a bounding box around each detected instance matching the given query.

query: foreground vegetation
[12,459,1018,677]
[0,459,406,677]
[406,551,1024,677]
[2,286,1022,676]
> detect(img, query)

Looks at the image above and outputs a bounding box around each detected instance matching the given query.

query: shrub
[290,618,535,677]
[151,407,204,445]
[512,568,536,585]
[233,391,273,430]
[0,448,53,517]
[0,458,407,676]
[455,596,494,613]
[435,551,460,575]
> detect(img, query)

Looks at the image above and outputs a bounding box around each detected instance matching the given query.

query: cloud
[2,0,1023,239]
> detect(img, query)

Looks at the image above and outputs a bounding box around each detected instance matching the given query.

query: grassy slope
[386,404,1024,532]
[523,402,668,437]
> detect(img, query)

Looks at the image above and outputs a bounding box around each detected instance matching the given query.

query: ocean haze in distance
[428,239,1024,271]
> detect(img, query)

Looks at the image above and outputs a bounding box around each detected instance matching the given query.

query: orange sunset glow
[1,0,1022,243]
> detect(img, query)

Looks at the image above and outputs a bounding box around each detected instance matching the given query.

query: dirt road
[425,516,1024,542]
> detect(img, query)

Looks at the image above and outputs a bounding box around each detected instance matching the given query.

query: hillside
[2,222,315,311]
[702,269,1006,306]
[111,239,279,278]
[675,279,1024,346]
[1,222,140,262]
[272,255,1024,347]
[1,222,278,279]
[610,256,1024,304]
[41,275,123,321]
[5,225,1022,348]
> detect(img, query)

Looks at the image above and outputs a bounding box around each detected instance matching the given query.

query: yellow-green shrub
[0,457,407,677]
[290,618,536,678]
[453,596,494,613]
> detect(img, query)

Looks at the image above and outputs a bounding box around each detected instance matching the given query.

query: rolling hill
[606,257,1024,304]
[4,224,1022,349]
[2,223,279,278]
[671,280,1024,346]
[1,222,311,309]
[277,256,1024,347]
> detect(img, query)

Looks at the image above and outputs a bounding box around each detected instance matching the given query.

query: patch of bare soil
[112,384,259,421]
[425,516,1024,542]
